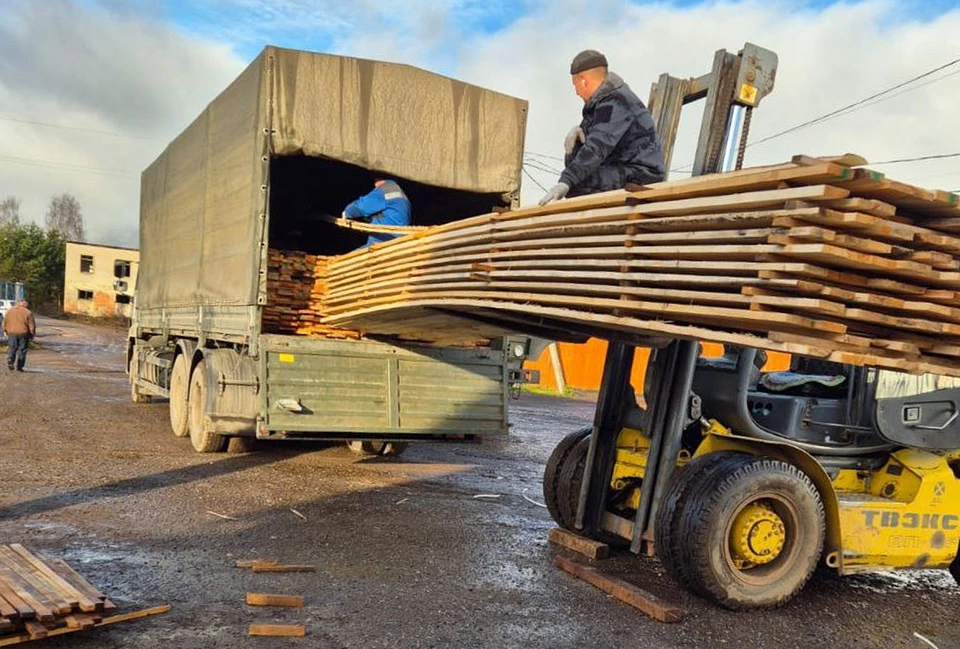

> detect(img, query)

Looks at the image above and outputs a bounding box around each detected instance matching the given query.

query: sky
[0,0,959,247]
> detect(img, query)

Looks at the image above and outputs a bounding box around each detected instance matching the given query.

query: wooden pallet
[0,545,168,646]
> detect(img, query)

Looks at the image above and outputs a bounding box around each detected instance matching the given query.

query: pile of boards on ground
[315,154,960,377]
[0,544,168,646]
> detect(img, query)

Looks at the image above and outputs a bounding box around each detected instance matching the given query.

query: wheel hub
[729,501,786,568]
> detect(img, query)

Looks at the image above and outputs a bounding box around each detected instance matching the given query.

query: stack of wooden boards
[316,155,960,377]
[263,249,360,340]
[0,543,168,646]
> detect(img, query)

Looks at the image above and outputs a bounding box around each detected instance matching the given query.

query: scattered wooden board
[548,528,610,560]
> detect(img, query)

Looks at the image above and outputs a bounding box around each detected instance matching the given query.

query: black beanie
[570,50,608,75]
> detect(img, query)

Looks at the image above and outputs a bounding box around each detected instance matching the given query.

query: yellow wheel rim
[728,500,786,569]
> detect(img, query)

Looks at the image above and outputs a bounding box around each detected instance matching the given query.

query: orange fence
[525,339,791,393]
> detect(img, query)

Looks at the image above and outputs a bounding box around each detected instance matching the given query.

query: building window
[77,289,93,300]
[114,260,132,278]
[80,255,94,273]
[115,294,132,304]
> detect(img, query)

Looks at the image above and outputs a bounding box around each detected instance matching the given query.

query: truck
[128,46,535,455]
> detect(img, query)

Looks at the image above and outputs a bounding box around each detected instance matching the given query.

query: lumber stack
[316,155,960,377]
[263,249,360,340]
[0,543,167,645]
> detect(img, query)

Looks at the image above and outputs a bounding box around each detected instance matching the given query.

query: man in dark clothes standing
[3,299,35,372]
[539,50,666,205]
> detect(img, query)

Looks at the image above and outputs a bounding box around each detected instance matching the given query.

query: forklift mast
[575,44,779,554]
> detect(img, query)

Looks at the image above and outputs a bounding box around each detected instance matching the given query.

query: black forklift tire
[226,436,256,454]
[348,441,383,456]
[187,360,226,453]
[556,435,592,532]
[675,456,825,609]
[168,354,190,437]
[543,427,592,529]
[654,452,750,593]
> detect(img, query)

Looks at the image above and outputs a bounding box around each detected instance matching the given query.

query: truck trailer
[128,46,534,455]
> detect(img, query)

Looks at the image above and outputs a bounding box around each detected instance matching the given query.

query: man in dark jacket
[3,299,35,372]
[343,178,412,248]
[540,50,666,205]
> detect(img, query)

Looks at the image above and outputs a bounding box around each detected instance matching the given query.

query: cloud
[332,0,960,202]
[0,0,244,246]
[2,0,959,249]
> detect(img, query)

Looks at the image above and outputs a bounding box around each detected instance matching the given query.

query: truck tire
[168,354,190,437]
[188,360,226,453]
[673,455,825,609]
[226,436,256,454]
[654,452,750,594]
[347,441,409,457]
[543,427,592,529]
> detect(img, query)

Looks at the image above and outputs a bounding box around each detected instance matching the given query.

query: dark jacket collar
[586,72,624,109]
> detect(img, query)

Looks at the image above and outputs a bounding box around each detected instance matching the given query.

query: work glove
[563,125,585,156]
[538,182,570,206]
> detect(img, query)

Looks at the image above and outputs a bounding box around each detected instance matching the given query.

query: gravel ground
[0,317,957,648]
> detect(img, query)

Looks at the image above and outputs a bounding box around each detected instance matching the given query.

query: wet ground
[0,317,957,648]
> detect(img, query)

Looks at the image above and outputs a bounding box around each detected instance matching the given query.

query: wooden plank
[9,545,98,613]
[548,528,610,560]
[249,624,307,637]
[0,546,70,616]
[43,558,107,604]
[0,552,55,622]
[246,593,304,608]
[235,560,278,569]
[553,554,682,623]
[0,606,172,648]
[251,564,316,573]
[22,621,48,640]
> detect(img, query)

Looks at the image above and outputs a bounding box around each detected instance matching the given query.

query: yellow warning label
[739,83,759,105]
[278,353,295,363]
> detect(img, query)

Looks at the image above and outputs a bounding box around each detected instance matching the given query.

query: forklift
[543,43,960,609]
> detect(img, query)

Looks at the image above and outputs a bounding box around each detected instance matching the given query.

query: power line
[0,114,147,140]
[525,150,565,163]
[747,55,960,149]
[859,152,960,165]
[0,154,135,178]
[521,166,548,192]
[523,157,561,175]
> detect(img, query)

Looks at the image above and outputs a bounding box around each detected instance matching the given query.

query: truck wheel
[347,441,408,457]
[654,452,750,594]
[673,455,825,609]
[188,360,226,453]
[348,440,383,456]
[168,355,190,437]
[226,436,256,454]
[543,427,592,529]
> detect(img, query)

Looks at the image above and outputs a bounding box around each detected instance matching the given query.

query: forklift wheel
[673,455,825,609]
[556,436,592,532]
[543,427,592,529]
[654,452,751,594]
[347,441,409,457]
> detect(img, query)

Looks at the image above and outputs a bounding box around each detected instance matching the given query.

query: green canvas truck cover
[138,46,528,309]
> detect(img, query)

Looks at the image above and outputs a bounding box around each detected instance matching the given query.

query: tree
[45,193,85,242]
[0,221,66,311]
[0,196,20,226]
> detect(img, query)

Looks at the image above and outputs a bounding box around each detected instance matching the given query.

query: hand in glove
[538,182,570,206]
[563,125,585,156]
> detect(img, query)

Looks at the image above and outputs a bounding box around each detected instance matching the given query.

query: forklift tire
[674,455,825,609]
[556,436,592,532]
[226,436,256,454]
[187,360,226,453]
[654,452,751,594]
[543,427,592,529]
[168,354,190,437]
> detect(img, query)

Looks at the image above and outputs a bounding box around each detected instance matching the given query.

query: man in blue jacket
[540,50,666,205]
[343,178,412,248]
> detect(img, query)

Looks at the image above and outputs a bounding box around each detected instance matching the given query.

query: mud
[0,318,956,648]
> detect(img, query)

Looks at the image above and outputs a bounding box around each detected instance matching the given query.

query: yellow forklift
[542,44,960,609]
